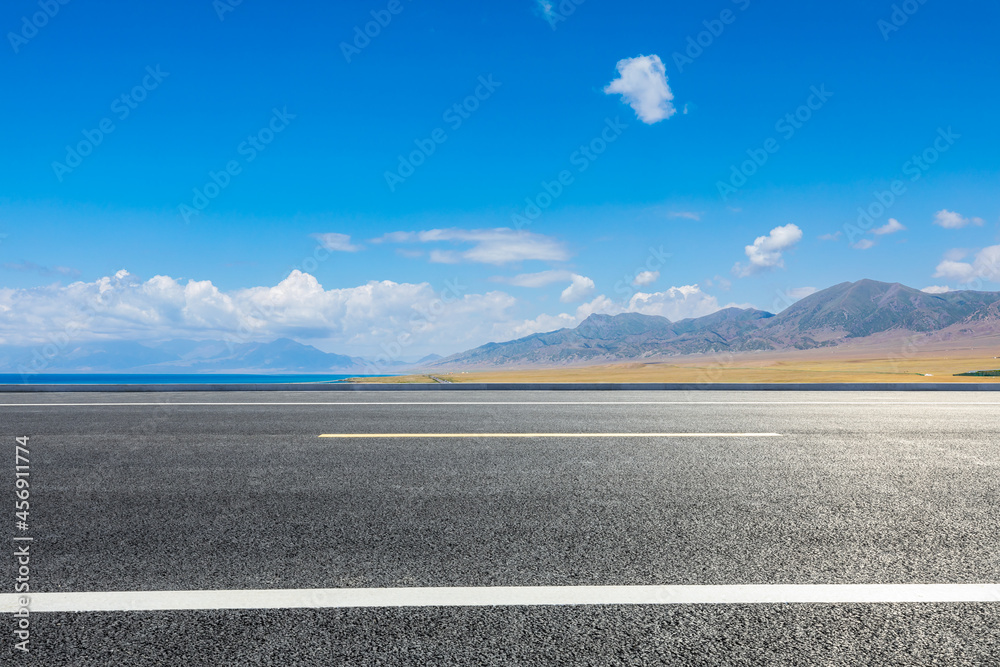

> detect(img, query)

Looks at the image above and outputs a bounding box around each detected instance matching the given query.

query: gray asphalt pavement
[4,391,1000,664]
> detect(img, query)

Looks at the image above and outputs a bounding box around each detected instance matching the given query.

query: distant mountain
[759,280,1000,344]
[0,340,178,373]
[0,338,373,374]
[430,280,1000,369]
[413,353,444,365]
[147,338,366,372]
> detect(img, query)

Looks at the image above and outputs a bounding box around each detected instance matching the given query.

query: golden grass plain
[350,341,1000,384]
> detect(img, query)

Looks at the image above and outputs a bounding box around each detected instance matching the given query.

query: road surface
[3,391,999,664]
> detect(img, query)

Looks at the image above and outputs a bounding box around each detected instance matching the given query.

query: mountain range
[3,280,999,373]
[0,337,436,375]
[427,280,1000,369]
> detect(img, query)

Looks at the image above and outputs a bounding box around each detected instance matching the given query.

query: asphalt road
[3,390,1000,665]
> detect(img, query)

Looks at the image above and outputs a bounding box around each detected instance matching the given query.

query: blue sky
[1,0,998,359]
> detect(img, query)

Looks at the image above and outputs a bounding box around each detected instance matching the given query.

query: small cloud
[2,261,81,279]
[934,245,1000,283]
[492,269,573,288]
[818,231,842,241]
[934,209,984,229]
[429,249,461,264]
[852,239,876,250]
[374,228,570,265]
[668,211,701,221]
[787,287,818,300]
[921,285,951,294]
[712,275,732,291]
[396,248,423,259]
[370,231,415,244]
[311,233,362,252]
[632,270,659,287]
[872,218,905,235]
[603,54,676,124]
[560,274,596,303]
[733,223,803,277]
[934,260,976,282]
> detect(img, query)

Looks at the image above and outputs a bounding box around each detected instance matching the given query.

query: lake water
[0,374,386,385]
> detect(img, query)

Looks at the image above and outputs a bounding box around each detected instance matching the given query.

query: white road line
[4,584,999,612]
[318,432,782,438]
[3,401,1000,407]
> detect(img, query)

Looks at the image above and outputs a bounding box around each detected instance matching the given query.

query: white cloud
[429,249,460,264]
[933,260,976,283]
[934,209,984,229]
[818,232,842,241]
[374,228,570,265]
[787,287,818,300]
[627,285,720,321]
[560,274,596,303]
[668,211,701,221]
[632,270,659,287]
[603,54,676,124]
[872,218,905,235]
[311,233,362,252]
[0,270,520,358]
[493,269,574,288]
[933,245,1000,283]
[372,231,416,244]
[852,239,876,250]
[733,223,803,276]
[921,285,951,294]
